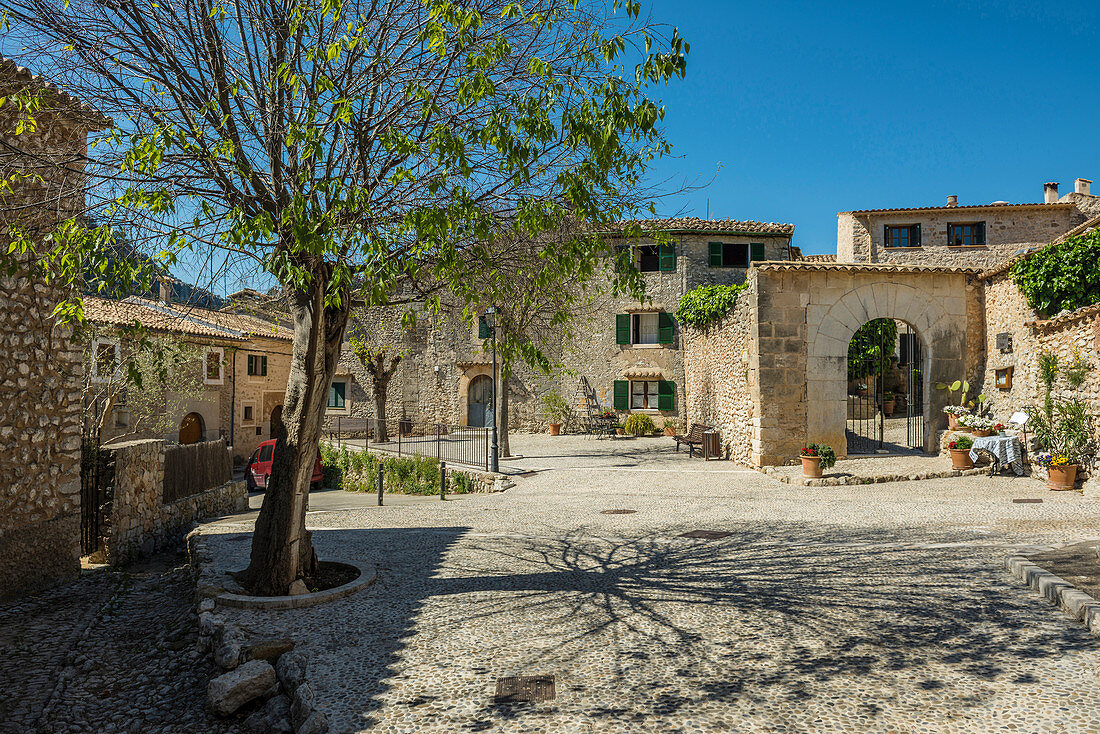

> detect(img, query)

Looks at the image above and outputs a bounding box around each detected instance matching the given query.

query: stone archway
[457,364,494,427]
[179,412,205,444]
[466,374,494,427]
[806,281,962,457]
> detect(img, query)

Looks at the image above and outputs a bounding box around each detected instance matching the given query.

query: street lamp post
[485,306,499,473]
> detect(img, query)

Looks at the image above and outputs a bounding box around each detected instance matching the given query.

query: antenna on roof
[706,198,709,220]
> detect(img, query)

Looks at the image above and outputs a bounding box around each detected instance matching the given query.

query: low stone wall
[101,439,247,564]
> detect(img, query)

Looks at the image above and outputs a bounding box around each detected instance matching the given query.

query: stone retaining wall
[100,438,247,564]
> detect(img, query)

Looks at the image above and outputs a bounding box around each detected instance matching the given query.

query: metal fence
[325,417,490,471]
[163,438,233,503]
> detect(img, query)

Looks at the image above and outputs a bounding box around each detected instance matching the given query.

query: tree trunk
[237,271,350,596]
[499,367,511,458]
[373,377,390,443]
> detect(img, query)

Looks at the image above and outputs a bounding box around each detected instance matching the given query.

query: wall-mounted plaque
[995,366,1013,390]
[996,332,1013,352]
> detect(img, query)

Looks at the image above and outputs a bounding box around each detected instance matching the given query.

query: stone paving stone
[196,434,1100,733]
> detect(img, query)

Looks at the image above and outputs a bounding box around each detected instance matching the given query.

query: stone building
[82,294,294,461]
[837,180,1100,269]
[0,58,106,598]
[334,218,796,433]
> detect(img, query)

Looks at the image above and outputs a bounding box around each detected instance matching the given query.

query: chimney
[946,195,958,207]
[1076,178,1093,196]
[1044,182,1060,203]
[158,279,171,303]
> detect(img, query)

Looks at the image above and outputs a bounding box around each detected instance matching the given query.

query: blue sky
[641,0,1100,254]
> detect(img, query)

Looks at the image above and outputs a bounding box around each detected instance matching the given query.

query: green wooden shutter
[750,242,766,262]
[976,222,986,246]
[329,381,346,408]
[884,225,891,248]
[658,312,674,344]
[658,243,676,272]
[912,224,921,247]
[615,314,631,345]
[708,242,723,267]
[657,380,675,411]
[613,380,628,410]
[478,315,491,339]
[261,356,268,376]
[247,354,254,375]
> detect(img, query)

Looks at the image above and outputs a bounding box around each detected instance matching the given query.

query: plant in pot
[936,379,988,429]
[882,391,896,417]
[541,392,573,436]
[799,443,837,478]
[960,414,995,437]
[662,418,682,437]
[994,422,1008,437]
[624,413,656,437]
[943,405,969,431]
[947,435,974,470]
[1028,399,1093,490]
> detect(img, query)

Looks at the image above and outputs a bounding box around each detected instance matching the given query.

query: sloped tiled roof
[980,213,1100,279]
[842,202,1074,216]
[0,57,109,129]
[755,261,981,274]
[612,217,795,236]
[798,253,837,263]
[83,296,292,342]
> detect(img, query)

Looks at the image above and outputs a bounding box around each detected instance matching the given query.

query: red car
[246,439,323,493]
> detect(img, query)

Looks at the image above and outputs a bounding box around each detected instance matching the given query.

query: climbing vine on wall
[847,318,899,380]
[1011,229,1100,316]
[675,283,747,330]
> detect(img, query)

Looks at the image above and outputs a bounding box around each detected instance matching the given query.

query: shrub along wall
[320,442,504,494]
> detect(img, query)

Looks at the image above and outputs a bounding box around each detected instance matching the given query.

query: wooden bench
[673,423,711,458]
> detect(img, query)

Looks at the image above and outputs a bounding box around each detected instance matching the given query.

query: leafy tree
[1011,229,1100,316]
[349,337,402,443]
[3,0,688,593]
[847,319,898,382]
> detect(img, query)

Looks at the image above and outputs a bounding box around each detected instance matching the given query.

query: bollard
[440,461,446,500]
[377,463,384,506]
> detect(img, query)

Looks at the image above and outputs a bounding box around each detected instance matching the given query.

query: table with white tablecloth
[968,435,1026,476]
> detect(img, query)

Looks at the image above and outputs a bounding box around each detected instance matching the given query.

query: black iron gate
[846,319,925,453]
[80,397,111,556]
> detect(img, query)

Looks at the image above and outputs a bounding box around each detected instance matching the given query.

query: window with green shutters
[749,242,766,262]
[478,315,492,339]
[247,354,268,377]
[709,242,750,268]
[615,314,631,345]
[613,380,628,410]
[328,380,346,409]
[658,243,676,272]
[657,380,676,411]
[658,312,674,344]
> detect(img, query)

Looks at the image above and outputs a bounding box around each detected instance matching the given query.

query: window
[204,347,224,385]
[884,224,921,248]
[259,443,273,462]
[247,354,268,377]
[709,242,749,268]
[613,379,676,411]
[328,380,347,409]
[91,338,120,383]
[242,404,255,423]
[626,243,676,272]
[616,312,675,346]
[948,222,986,247]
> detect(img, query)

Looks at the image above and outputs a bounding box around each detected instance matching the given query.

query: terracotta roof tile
[611,217,794,236]
[83,296,292,341]
[754,261,981,275]
[798,253,837,263]
[842,202,1074,216]
[0,57,109,129]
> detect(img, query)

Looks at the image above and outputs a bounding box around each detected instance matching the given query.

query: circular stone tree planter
[216,559,376,610]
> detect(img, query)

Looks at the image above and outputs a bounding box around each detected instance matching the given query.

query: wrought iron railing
[325,417,490,471]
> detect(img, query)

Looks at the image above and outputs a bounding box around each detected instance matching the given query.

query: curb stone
[1004,554,1100,635]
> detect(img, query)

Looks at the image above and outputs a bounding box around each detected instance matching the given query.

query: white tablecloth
[969,435,1025,475]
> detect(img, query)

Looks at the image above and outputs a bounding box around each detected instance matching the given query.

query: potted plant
[799,443,837,478]
[882,391,896,417]
[960,414,995,437]
[856,382,868,397]
[994,422,1009,437]
[663,418,682,437]
[947,435,974,470]
[1036,453,1077,490]
[624,413,657,437]
[541,392,573,436]
[615,423,626,436]
[943,405,969,431]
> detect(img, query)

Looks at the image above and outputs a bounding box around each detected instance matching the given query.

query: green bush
[1011,229,1100,316]
[450,471,474,494]
[624,413,656,436]
[675,283,747,330]
[384,455,440,495]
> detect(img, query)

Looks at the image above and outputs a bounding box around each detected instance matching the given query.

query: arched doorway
[179,412,205,444]
[269,405,283,438]
[467,375,493,427]
[846,319,925,453]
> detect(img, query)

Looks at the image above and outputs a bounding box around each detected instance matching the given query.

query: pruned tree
[349,336,402,442]
[3,0,688,594]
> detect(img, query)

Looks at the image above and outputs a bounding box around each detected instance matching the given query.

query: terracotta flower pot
[548,423,562,436]
[947,413,962,430]
[883,400,895,418]
[973,429,992,438]
[801,455,823,478]
[949,449,973,470]
[664,425,676,437]
[1046,464,1078,490]
[616,428,625,436]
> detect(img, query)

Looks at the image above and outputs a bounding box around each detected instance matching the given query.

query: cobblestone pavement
[0,553,243,734]
[198,435,1100,732]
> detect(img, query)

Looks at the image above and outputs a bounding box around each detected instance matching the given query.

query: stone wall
[837,203,1092,269]
[233,336,293,459]
[100,439,247,565]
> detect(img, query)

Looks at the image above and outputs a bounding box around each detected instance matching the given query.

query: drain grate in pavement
[494,675,555,703]
[678,530,733,540]
[601,509,637,515]
[1012,498,1043,503]
[516,471,539,478]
